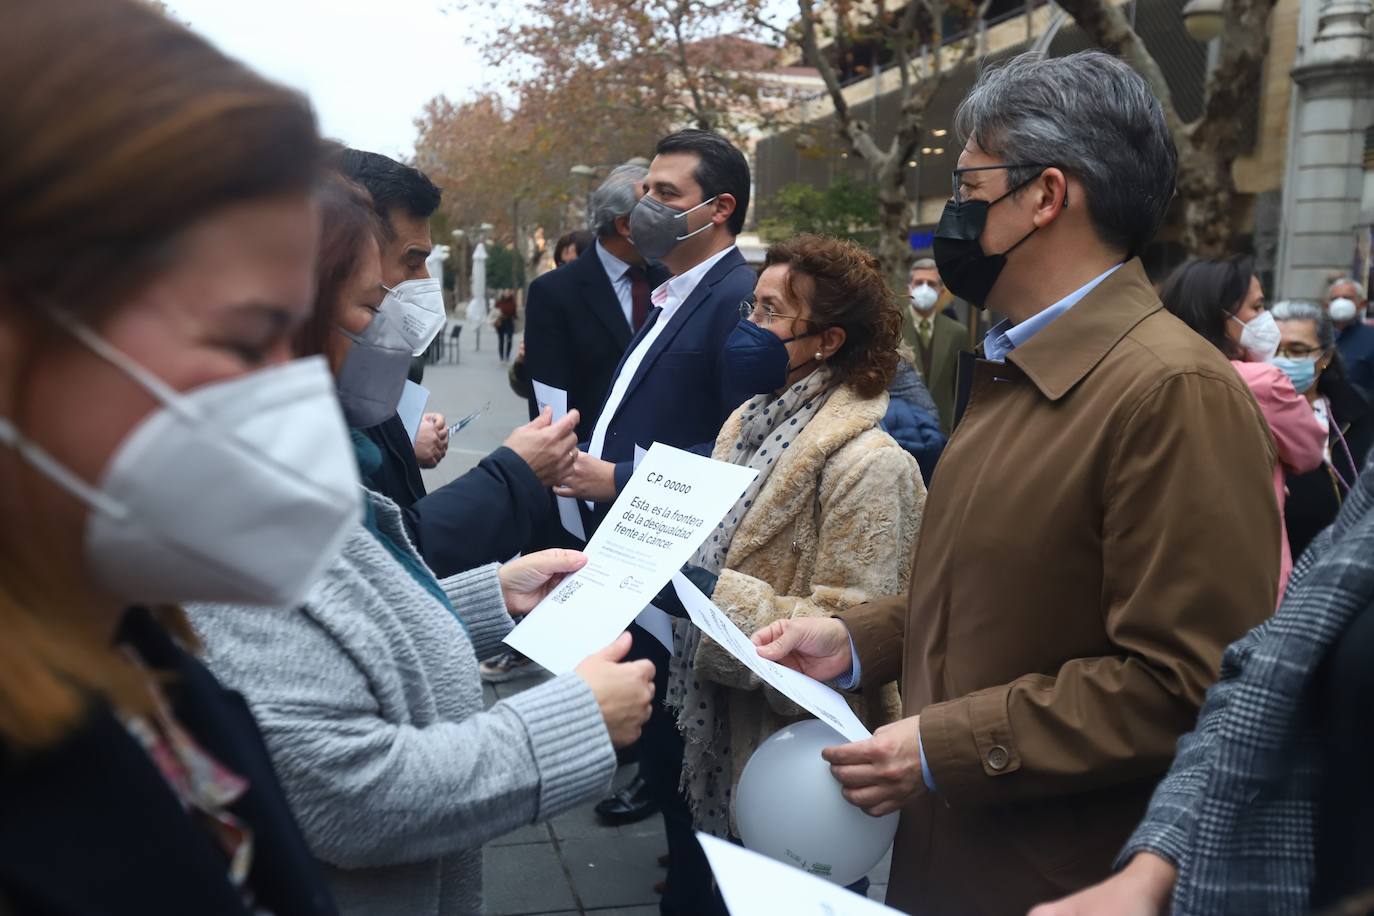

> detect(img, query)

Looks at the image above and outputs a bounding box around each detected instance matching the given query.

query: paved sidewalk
[481,672,893,915]
[481,672,667,916]
[418,349,534,492]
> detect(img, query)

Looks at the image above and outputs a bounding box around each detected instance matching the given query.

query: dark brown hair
[0,0,321,752]
[0,1,321,319]
[763,235,902,398]
[293,173,384,358]
[554,230,594,266]
[1159,255,1256,361]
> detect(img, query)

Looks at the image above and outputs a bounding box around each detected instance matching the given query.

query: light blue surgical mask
[1269,355,1319,394]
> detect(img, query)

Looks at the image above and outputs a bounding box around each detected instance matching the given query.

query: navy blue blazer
[591,246,757,516]
[362,417,550,577]
[523,244,669,442]
[0,609,337,915]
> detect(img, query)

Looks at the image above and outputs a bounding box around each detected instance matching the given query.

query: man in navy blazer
[555,129,756,916]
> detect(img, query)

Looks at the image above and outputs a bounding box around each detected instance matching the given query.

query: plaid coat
[1119,453,1374,914]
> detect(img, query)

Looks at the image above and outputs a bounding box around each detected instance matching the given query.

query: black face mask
[932,175,1048,310]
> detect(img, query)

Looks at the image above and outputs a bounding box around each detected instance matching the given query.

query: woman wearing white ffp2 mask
[188,174,657,916]
[0,2,348,912]
[1160,255,1328,596]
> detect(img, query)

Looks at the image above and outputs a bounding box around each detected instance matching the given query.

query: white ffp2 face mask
[1231,309,1281,362]
[1329,297,1359,324]
[0,316,361,608]
[382,277,446,355]
[910,284,940,312]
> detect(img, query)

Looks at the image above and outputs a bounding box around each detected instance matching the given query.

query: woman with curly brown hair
[664,234,925,889]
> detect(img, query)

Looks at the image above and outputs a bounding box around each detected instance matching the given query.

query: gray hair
[1328,276,1367,300]
[588,163,648,238]
[1272,299,1335,350]
[911,257,938,273]
[953,50,1177,256]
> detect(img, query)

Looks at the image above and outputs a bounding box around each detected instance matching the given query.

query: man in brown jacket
[752,50,1280,915]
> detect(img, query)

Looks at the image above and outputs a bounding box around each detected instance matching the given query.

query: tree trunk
[875,154,915,293]
[1177,137,1238,258]
[1056,0,1277,258]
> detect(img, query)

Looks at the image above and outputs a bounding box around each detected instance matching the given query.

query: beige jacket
[693,383,925,806]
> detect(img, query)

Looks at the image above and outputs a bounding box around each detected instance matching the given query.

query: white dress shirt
[587,245,738,465]
[594,238,636,328]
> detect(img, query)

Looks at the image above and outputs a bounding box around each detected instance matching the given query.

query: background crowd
[1,2,1373,916]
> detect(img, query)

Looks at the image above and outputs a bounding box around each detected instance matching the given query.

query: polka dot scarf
[668,366,834,837]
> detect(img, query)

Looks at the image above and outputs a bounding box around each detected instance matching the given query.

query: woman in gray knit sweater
[189,175,655,916]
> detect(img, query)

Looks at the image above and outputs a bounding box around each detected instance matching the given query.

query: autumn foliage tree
[413,87,659,246]
[460,0,781,135]
[414,0,792,261]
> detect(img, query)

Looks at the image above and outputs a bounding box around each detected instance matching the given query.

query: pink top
[1231,361,1327,597]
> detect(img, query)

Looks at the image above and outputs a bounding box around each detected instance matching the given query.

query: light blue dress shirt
[594,238,635,327]
[834,262,1124,791]
[982,263,1123,362]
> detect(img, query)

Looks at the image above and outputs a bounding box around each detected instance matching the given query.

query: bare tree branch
[797,0,885,161]
[1053,0,1186,137]
[669,0,714,129]
[1056,0,1278,254]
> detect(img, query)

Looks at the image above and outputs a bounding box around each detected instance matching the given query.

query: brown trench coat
[841,260,1281,915]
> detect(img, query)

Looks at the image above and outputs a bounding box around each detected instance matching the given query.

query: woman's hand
[574,633,656,748]
[498,549,588,616]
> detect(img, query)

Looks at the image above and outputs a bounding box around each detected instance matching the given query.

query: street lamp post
[1181,0,1225,75]
[1181,0,1225,42]
[450,229,468,304]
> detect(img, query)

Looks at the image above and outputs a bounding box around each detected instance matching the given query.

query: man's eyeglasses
[739,299,814,325]
[951,162,1054,204]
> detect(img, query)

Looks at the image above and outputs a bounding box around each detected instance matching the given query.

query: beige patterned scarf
[666,366,833,837]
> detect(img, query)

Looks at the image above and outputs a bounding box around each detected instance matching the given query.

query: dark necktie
[628,265,651,331]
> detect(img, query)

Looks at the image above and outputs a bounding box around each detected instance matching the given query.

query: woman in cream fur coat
[667,235,926,844]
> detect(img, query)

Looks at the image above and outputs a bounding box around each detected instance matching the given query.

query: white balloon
[735,719,899,886]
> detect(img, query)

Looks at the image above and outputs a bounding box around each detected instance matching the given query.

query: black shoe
[594,775,658,825]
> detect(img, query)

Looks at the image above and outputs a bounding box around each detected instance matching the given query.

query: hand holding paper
[503,405,580,488]
[504,443,756,673]
[670,573,870,743]
[573,633,656,748]
[531,380,588,539]
[498,549,589,616]
[750,616,857,683]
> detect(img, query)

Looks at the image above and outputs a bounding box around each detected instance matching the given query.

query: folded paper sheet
[697,834,899,915]
[671,573,870,743]
[531,379,586,542]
